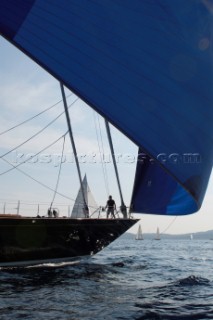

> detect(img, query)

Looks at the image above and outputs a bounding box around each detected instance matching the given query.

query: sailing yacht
[135,224,143,240]
[0,82,138,267]
[0,2,213,266]
[155,227,161,240]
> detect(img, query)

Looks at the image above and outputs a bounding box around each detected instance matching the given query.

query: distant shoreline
[126,229,213,240]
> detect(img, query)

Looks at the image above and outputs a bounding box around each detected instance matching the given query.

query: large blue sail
[0,0,213,215]
[131,149,198,214]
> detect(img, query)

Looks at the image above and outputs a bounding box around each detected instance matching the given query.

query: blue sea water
[0,238,212,319]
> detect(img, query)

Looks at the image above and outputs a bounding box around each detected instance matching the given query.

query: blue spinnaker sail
[131,150,198,214]
[0,0,213,214]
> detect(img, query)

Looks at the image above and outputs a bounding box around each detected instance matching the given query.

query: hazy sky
[0,37,213,235]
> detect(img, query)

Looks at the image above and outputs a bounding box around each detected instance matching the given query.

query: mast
[60,83,88,218]
[105,120,127,218]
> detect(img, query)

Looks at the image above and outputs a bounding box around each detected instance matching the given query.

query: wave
[176,275,210,286]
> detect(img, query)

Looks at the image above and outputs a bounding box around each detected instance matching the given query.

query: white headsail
[135,224,143,240]
[71,175,99,218]
[155,227,161,240]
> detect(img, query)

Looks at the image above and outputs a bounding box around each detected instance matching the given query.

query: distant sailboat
[155,227,161,240]
[71,175,100,218]
[135,224,143,240]
[190,234,193,240]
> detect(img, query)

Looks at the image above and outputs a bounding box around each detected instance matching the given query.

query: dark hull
[0,217,138,267]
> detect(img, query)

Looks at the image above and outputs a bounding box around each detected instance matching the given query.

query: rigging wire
[49,134,66,209]
[1,133,98,209]
[0,93,100,211]
[1,138,98,210]
[93,111,109,197]
[160,216,178,234]
[1,152,75,202]
[0,131,68,176]
[0,93,73,136]
[0,97,79,159]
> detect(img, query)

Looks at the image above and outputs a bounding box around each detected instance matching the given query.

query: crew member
[105,195,116,218]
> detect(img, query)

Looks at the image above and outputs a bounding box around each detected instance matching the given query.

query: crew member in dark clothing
[84,204,89,218]
[105,195,116,218]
